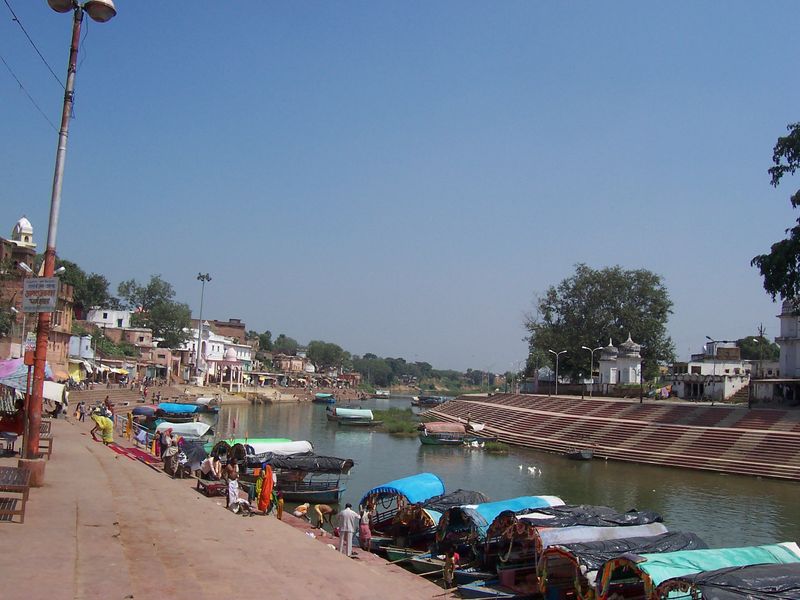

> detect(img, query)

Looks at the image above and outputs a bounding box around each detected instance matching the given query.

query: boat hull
[418,433,463,446]
[458,580,535,599]
[278,487,344,503]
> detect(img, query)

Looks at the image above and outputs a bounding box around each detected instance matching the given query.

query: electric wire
[2,0,65,89]
[0,52,59,132]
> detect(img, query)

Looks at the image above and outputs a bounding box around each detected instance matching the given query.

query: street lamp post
[548,349,567,396]
[704,336,733,405]
[195,273,212,383]
[581,345,603,398]
[23,0,116,484]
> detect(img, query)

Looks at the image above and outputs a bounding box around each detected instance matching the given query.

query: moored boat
[326,406,382,426]
[360,473,446,539]
[411,395,448,407]
[418,422,466,445]
[244,452,354,503]
[537,531,707,600]
[565,448,593,460]
[373,389,391,398]
[313,393,336,404]
[596,542,800,600]
[154,421,213,440]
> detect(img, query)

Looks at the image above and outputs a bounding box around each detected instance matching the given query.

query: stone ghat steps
[69,386,185,406]
[428,395,800,480]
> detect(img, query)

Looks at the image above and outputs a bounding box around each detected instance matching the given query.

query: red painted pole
[24,8,84,463]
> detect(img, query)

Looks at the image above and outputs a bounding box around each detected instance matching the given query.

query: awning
[110,368,128,375]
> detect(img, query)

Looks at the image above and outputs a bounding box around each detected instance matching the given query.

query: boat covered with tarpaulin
[326,407,381,426]
[537,531,707,600]
[418,422,467,445]
[154,421,212,440]
[657,561,800,600]
[313,393,336,404]
[157,402,217,414]
[360,473,446,537]
[596,542,800,600]
[437,496,565,545]
[391,489,490,550]
[239,452,355,502]
[481,504,665,589]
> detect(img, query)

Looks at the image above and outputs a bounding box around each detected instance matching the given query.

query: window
[117,319,123,327]
[103,312,108,319]
[138,336,144,343]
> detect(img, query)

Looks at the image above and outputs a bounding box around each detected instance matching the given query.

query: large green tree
[307,340,347,371]
[525,264,675,380]
[119,275,190,348]
[273,333,299,355]
[37,257,119,317]
[752,122,800,299]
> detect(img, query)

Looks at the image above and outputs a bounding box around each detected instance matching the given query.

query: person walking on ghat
[336,503,360,557]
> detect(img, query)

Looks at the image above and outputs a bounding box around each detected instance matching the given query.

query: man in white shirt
[336,503,360,556]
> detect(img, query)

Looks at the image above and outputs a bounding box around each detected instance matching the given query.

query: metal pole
[555,354,559,395]
[195,273,211,382]
[26,7,83,464]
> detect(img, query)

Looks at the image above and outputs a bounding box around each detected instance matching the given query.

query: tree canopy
[41,257,119,317]
[524,264,675,380]
[273,333,299,355]
[121,275,191,348]
[752,122,800,300]
[307,340,348,371]
[736,336,779,361]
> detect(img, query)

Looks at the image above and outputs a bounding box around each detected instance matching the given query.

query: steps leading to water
[426,394,800,480]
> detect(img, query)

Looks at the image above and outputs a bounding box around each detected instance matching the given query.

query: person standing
[358,507,372,550]
[336,503,360,557]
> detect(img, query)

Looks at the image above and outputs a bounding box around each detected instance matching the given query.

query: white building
[777,300,800,378]
[181,322,252,387]
[598,335,642,385]
[671,342,750,402]
[86,308,132,329]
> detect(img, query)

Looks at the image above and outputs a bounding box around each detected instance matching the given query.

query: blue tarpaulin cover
[359,472,445,507]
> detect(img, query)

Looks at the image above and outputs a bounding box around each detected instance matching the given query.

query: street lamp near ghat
[548,349,567,396]
[23,0,116,485]
[581,345,603,398]
[195,273,212,381]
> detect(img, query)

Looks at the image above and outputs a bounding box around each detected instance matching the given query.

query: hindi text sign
[22,277,59,313]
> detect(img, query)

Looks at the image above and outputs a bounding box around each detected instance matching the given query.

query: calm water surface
[215,398,799,548]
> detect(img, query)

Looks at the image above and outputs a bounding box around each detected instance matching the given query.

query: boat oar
[386,555,414,564]
[431,586,459,597]
[417,566,444,577]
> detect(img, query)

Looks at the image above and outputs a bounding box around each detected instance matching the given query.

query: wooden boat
[391,489,489,550]
[243,453,354,503]
[418,422,466,445]
[566,448,593,460]
[537,531,707,600]
[457,579,536,599]
[596,542,800,600]
[411,395,448,407]
[372,389,391,398]
[327,406,382,427]
[384,547,444,576]
[360,473,446,536]
[313,393,336,404]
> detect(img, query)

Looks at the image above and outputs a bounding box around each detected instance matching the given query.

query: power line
[3,0,65,90]
[0,52,58,132]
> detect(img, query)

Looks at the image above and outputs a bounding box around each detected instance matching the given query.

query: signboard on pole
[22,277,59,313]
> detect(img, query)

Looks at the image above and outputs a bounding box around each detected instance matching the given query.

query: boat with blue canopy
[436,496,565,551]
[360,473,445,540]
[390,489,490,551]
[596,542,800,600]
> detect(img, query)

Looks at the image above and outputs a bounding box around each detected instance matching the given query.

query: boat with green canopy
[596,542,800,600]
[656,562,800,599]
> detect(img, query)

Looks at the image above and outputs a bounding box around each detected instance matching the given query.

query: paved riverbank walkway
[0,419,443,600]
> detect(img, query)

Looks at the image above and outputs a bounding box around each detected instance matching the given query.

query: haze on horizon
[1,2,796,372]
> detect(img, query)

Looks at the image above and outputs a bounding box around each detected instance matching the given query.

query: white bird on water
[518,465,523,470]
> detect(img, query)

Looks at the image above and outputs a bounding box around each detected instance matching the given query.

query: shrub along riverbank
[373,408,419,436]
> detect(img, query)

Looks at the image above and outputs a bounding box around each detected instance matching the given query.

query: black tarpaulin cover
[665,562,800,599]
[517,504,663,528]
[247,452,354,473]
[422,489,490,513]
[557,531,708,572]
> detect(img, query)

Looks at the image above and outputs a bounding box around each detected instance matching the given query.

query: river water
[214,397,799,548]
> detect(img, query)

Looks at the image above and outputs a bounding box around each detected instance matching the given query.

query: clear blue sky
[1,2,797,371]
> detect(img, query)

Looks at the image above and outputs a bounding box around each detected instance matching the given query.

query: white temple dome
[224,347,238,361]
[11,216,35,247]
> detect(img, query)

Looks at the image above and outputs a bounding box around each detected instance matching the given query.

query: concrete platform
[0,419,445,600]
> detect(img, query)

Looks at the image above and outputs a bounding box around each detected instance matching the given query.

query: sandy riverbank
[1,419,445,600]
